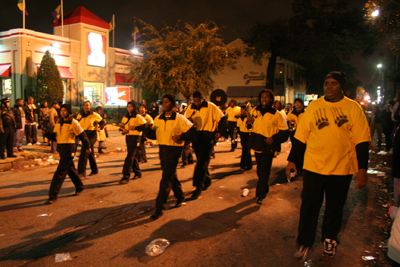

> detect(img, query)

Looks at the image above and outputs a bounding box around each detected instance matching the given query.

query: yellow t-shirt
[121,114,146,136]
[142,113,154,125]
[237,116,250,133]
[286,110,304,131]
[76,112,103,131]
[185,101,222,132]
[251,107,288,138]
[54,119,84,144]
[294,96,371,175]
[225,106,241,122]
[153,113,193,146]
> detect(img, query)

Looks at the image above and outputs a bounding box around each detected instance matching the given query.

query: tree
[34,50,63,104]
[129,19,245,101]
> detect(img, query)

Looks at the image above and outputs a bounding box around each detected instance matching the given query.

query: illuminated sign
[87,32,106,67]
[243,72,265,85]
[104,86,130,106]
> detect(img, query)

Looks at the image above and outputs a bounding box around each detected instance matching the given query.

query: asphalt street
[0,139,389,266]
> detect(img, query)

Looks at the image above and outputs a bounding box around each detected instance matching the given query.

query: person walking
[0,97,17,159]
[12,98,25,152]
[247,89,289,205]
[136,104,154,163]
[43,104,90,204]
[119,100,147,184]
[48,101,60,153]
[370,104,383,148]
[382,102,395,152]
[149,101,159,119]
[185,91,223,199]
[147,94,196,220]
[286,71,370,261]
[23,97,40,145]
[94,103,107,153]
[237,105,252,171]
[76,101,105,179]
[225,99,241,152]
[287,98,305,142]
[39,101,49,144]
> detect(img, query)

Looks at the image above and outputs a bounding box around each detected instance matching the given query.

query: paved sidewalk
[0,125,129,172]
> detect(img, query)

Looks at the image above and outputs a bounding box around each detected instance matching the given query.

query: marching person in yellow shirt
[43,104,91,204]
[147,94,196,220]
[236,105,252,171]
[136,104,154,163]
[119,100,147,184]
[76,101,105,179]
[225,99,241,152]
[286,71,371,261]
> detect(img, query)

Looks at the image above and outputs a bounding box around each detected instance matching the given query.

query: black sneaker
[150,210,164,220]
[174,196,185,208]
[119,178,129,185]
[294,245,310,262]
[323,238,337,257]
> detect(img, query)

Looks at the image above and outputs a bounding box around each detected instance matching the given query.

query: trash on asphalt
[377,150,388,155]
[362,256,376,261]
[55,253,72,262]
[303,259,313,266]
[37,213,53,217]
[145,238,170,256]
[242,188,249,197]
[0,234,4,237]
[218,197,223,199]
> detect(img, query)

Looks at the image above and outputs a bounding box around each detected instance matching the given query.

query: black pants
[240,132,252,170]
[297,170,352,247]
[192,133,213,190]
[136,139,147,162]
[182,141,193,165]
[78,133,98,177]
[25,124,38,144]
[384,129,393,151]
[49,156,84,200]
[122,135,141,179]
[228,121,237,150]
[255,152,273,199]
[0,126,14,156]
[155,145,184,211]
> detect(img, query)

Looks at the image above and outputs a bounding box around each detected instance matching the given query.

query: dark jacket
[12,104,23,129]
[23,103,37,124]
[0,105,17,133]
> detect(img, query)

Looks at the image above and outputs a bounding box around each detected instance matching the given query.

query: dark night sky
[0,0,382,89]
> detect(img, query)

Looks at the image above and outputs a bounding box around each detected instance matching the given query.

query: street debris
[361,256,376,261]
[55,253,72,263]
[145,238,170,256]
[37,213,53,217]
[242,188,249,197]
[303,259,313,266]
[218,197,223,199]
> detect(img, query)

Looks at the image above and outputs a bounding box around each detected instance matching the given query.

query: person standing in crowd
[94,103,107,154]
[12,98,25,153]
[137,104,154,163]
[185,91,223,199]
[285,103,293,115]
[274,100,287,120]
[150,101,159,119]
[76,101,105,179]
[237,105,252,171]
[147,94,196,220]
[286,71,370,261]
[48,101,60,153]
[287,98,305,142]
[119,100,147,184]
[180,102,194,168]
[225,99,241,152]
[23,97,40,146]
[393,105,400,207]
[39,101,49,144]
[382,102,395,152]
[0,97,17,159]
[370,104,383,148]
[142,99,150,113]
[247,89,289,205]
[43,104,90,204]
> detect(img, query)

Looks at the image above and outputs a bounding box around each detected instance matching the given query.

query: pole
[61,0,64,37]
[134,21,137,49]
[23,0,25,29]
[112,14,115,48]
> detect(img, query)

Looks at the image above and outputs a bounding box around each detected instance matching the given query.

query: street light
[131,48,139,54]
[377,63,383,68]
[371,9,380,17]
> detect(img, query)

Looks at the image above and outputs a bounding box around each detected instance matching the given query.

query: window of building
[83,81,103,105]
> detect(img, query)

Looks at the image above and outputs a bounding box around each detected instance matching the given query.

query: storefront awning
[226,86,265,98]
[0,64,11,77]
[58,67,75,79]
[116,73,135,84]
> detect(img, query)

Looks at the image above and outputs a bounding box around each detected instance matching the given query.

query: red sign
[104,86,130,106]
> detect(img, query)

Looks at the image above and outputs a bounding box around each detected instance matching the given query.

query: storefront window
[2,79,12,95]
[83,81,103,105]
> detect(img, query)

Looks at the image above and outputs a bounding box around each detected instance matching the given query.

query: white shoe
[35,142,41,145]
[27,143,32,146]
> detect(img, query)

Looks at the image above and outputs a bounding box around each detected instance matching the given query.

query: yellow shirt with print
[251,107,288,139]
[185,101,222,132]
[237,117,250,133]
[76,112,103,131]
[54,119,84,144]
[294,96,371,176]
[153,113,193,146]
[226,106,241,122]
[121,114,146,136]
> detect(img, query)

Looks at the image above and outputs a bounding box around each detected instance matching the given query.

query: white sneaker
[35,142,41,145]
[27,143,32,146]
